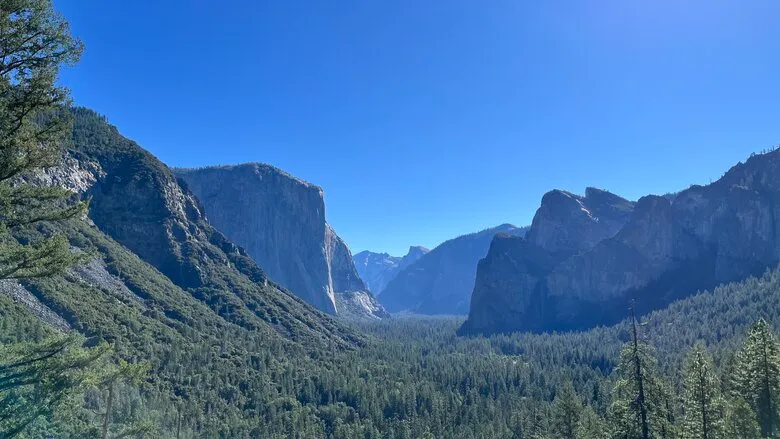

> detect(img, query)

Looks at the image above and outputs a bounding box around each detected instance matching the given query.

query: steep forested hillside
[64,108,357,344]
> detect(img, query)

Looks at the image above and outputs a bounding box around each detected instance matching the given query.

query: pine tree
[0,0,86,282]
[723,398,760,439]
[680,344,726,439]
[552,381,583,439]
[732,319,780,437]
[91,359,153,439]
[0,1,92,437]
[609,310,675,439]
[0,335,108,437]
[577,405,608,439]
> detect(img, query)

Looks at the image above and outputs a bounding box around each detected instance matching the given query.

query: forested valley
[2,0,780,438]
[5,267,780,437]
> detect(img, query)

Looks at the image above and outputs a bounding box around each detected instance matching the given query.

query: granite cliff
[462,150,780,334]
[175,164,388,319]
[12,107,359,348]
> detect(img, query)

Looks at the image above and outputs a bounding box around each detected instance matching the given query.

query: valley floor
[4,266,780,437]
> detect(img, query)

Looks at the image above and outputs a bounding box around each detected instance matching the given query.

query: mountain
[353,246,429,295]
[1,107,367,435]
[175,164,388,319]
[41,108,359,341]
[524,187,635,259]
[8,109,780,436]
[380,224,528,315]
[462,150,780,334]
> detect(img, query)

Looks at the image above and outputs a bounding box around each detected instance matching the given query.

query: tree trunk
[632,312,650,439]
[761,337,773,436]
[700,367,709,439]
[177,405,182,439]
[102,383,114,439]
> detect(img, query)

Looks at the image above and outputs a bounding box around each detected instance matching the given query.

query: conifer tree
[92,359,153,439]
[0,1,96,437]
[732,319,780,438]
[680,344,726,439]
[609,309,674,439]
[0,335,107,437]
[552,380,582,439]
[578,405,608,439]
[723,398,760,439]
[0,0,86,281]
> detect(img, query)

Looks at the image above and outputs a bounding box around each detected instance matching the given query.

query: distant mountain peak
[406,246,429,257]
[352,245,429,296]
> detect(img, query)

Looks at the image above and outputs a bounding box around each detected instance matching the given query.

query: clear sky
[55,0,780,256]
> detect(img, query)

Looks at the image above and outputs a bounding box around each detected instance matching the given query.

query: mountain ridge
[462,149,780,334]
[353,245,429,295]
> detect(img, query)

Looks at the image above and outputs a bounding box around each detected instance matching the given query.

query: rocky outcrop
[325,225,389,319]
[57,108,356,342]
[459,235,554,334]
[353,246,429,295]
[380,224,528,315]
[0,281,71,331]
[334,290,391,320]
[175,164,388,318]
[462,151,780,334]
[526,187,635,258]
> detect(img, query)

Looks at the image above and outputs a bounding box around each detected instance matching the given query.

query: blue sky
[56,1,780,256]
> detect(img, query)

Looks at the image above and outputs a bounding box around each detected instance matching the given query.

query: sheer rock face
[175,165,387,319]
[325,224,388,318]
[526,187,635,259]
[37,108,360,346]
[353,246,429,295]
[176,164,335,313]
[463,150,780,334]
[463,235,555,334]
[380,224,528,315]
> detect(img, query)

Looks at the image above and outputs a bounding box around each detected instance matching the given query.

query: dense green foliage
[731,320,780,437]
[5,261,780,437]
[2,2,780,438]
[0,1,107,437]
[679,344,726,438]
[0,335,104,437]
[0,0,86,282]
[609,318,674,439]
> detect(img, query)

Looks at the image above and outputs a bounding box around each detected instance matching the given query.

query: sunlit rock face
[462,152,780,335]
[176,164,388,319]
